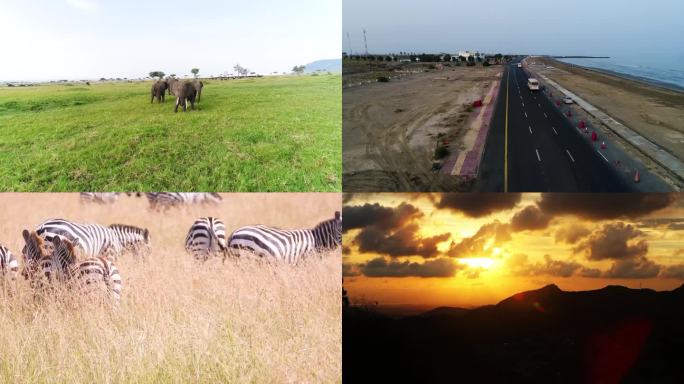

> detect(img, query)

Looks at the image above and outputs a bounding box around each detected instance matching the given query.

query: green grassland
[0,75,341,191]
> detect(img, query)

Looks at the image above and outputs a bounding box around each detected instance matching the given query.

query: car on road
[527,78,540,91]
[563,96,574,104]
[517,63,522,68]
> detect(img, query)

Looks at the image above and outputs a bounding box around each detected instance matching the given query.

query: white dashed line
[597,151,609,163]
[552,127,558,135]
[536,149,541,162]
[544,112,548,118]
[524,112,528,118]
[529,126,533,134]
[566,150,575,163]
[522,102,525,107]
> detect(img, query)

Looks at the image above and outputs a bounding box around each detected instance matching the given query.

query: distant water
[557,56,684,91]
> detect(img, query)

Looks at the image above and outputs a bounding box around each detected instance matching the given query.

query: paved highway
[477,59,632,192]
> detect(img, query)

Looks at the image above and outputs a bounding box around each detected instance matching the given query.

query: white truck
[527,78,540,91]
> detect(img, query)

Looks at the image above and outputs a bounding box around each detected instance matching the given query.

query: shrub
[377,76,390,82]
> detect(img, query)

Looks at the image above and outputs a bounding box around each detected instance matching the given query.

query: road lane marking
[597,151,609,163]
[552,127,558,135]
[505,69,509,192]
[529,126,533,134]
[538,103,541,107]
[536,149,541,162]
[566,149,575,163]
[522,102,525,107]
[544,112,548,118]
[524,112,528,118]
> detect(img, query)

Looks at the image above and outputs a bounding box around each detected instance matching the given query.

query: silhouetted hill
[304,59,341,73]
[344,284,684,383]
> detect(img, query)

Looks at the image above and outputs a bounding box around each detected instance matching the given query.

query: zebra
[79,193,121,204]
[51,237,122,302]
[227,211,342,264]
[0,244,18,294]
[28,219,148,261]
[184,217,227,261]
[108,224,151,257]
[145,193,223,210]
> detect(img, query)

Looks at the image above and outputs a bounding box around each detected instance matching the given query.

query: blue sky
[0,0,341,81]
[343,0,684,64]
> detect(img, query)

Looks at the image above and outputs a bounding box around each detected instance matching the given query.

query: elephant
[151,80,168,103]
[172,80,197,112]
[166,77,177,96]
[193,80,204,102]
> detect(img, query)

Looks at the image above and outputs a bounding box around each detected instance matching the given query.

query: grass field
[0,193,342,383]
[0,75,341,191]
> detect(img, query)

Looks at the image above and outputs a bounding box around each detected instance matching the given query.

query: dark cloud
[342,202,423,233]
[555,224,591,244]
[508,254,598,278]
[447,221,511,257]
[435,193,522,217]
[510,205,552,231]
[660,264,684,280]
[574,222,648,261]
[355,224,450,258]
[636,217,684,229]
[358,257,460,278]
[343,263,360,277]
[604,256,661,279]
[537,193,676,220]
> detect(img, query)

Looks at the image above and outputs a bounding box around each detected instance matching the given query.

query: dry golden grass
[0,193,342,383]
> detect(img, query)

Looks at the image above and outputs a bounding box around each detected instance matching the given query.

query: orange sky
[343,193,684,308]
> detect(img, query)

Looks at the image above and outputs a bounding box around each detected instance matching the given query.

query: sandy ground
[343,65,501,191]
[0,193,341,383]
[535,58,684,162]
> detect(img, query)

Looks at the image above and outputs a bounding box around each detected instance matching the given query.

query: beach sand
[535,58,684,163]
[343,64,501,191]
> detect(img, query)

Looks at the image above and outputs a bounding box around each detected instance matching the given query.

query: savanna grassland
[0,193,341,383]
[0,75,341,191]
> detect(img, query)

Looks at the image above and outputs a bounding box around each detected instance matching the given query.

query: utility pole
[363,29,369,57]
[346,32,353,56]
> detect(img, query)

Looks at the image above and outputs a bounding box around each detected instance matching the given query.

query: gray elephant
[172,80,197,112]
[193,80,204,102]
[166,77,177,96]
[151,80,168,103]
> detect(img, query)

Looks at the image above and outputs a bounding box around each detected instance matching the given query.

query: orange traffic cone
[600,141,607,149]
[634,170,640,183]
[591,131,597,142]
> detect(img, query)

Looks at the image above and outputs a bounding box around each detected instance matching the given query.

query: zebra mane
[109,224,146,233]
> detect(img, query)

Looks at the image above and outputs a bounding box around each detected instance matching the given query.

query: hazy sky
[0,0,341,81]
[343,194,684,308]
[343,0,684,61]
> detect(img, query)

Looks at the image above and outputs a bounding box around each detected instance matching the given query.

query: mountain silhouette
[344,284,684,383]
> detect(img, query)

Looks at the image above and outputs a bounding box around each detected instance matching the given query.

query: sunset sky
[343,193,684,309]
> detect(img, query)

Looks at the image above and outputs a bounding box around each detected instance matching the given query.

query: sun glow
[458,257,496,269]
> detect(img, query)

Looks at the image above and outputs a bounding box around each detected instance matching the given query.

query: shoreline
[551,57,684,93]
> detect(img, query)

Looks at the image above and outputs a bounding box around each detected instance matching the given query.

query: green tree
[292,65,306,75]
[191,68,199,78]
[148,71,165,80]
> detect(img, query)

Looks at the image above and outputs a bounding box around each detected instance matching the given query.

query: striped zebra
[51,237,122,302]
[0,244,18,294]
[227,211,342,264]
[108,224,151,257]
[185,217,227,261]
[145,193,222,210]
[79,193,121,204]
[21,231,121,302]
[29,218,148,261]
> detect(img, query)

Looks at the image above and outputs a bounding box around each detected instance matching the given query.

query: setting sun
[458,257,496,269]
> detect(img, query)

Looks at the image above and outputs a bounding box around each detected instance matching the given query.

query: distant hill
[303,59,341,73]
[344,283,684,383]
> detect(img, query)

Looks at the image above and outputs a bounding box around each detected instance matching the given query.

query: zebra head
[51,237,79,275]
[21,229,47,280]
[312,211,343,250]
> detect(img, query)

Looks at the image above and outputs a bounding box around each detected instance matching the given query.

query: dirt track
[343,66,501,191]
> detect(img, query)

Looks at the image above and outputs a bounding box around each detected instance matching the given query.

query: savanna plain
[0,75,341,191]
[0,193,341,383]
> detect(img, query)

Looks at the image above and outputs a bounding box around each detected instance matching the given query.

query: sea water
[557,55,684,91]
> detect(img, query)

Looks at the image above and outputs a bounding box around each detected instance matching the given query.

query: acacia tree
[233,64,249,76]
[292,65,306,75]
[149,71,165,80]
[191,68,199,78]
